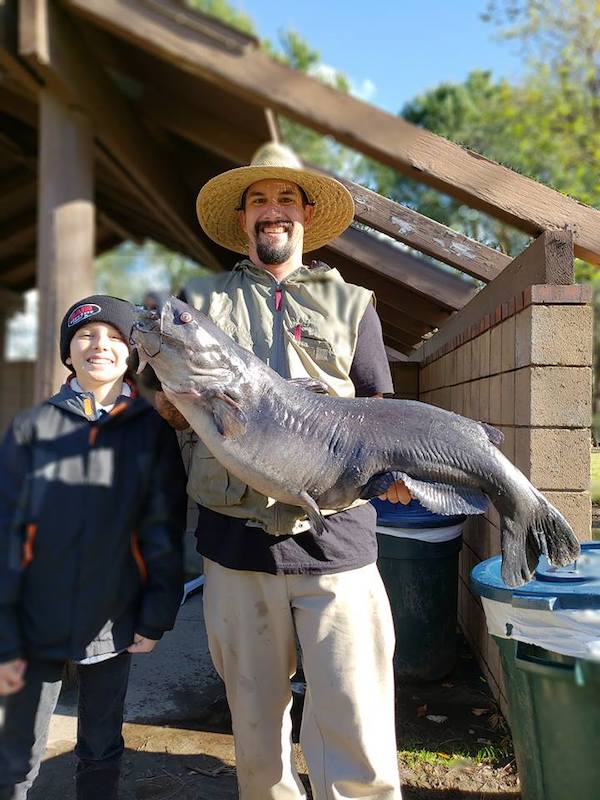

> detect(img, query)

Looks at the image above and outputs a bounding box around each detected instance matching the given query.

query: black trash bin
[373,498,464,681]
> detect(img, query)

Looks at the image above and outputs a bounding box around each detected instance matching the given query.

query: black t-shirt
[196,303,394,575]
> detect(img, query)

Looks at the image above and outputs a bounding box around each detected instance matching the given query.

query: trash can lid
[370,497,466,529]
[471,542,600,610]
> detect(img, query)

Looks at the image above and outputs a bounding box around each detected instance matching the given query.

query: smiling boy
[0,295,187,800]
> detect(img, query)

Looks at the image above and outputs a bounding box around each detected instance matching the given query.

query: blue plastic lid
[471,542,600,610]
[370,497,466,529]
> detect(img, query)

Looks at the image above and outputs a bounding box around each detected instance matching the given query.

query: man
[162,143,406,799]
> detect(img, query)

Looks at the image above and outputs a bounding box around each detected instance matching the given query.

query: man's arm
[351,303,411,505]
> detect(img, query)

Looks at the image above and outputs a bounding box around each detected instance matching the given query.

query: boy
[0,295,187,800]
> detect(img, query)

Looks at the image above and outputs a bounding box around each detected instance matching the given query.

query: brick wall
[416,231,592,711]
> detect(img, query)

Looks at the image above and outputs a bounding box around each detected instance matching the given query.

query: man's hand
[379,480,412,505]
[154,391,189,431]
[0,659,26,696]
[127,634,158,654]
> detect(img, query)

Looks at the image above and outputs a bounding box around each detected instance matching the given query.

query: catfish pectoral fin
[299,491,326,536]
[287,377,329,394]
[198,388,247,438]
[360,471,402,500]
[397,474,489,516]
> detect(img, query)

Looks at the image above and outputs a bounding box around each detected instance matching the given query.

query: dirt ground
[16,503,597,798]
[30,627,520,800]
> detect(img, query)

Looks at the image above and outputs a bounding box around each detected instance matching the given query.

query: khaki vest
[186,260,373,535]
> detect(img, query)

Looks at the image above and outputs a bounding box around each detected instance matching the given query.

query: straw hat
[196,142,355,254]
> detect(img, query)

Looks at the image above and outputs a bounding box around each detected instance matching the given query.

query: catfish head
[131,296,250,398]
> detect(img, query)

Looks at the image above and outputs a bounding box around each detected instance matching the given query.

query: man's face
[238,179,313,265]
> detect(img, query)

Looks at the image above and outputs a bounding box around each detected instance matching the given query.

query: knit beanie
[60,295,136,366]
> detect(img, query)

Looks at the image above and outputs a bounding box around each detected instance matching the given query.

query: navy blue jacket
[0,384,187,663]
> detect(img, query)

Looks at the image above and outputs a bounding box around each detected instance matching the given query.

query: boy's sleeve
[0,421,31,662]
[135,422,188,640]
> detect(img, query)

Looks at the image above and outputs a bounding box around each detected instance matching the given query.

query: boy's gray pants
[0,653,131,800]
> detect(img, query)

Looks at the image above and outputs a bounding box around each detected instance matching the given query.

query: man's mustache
[255,219,293,235]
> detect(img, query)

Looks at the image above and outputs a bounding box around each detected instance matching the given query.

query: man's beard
[255,221,294,265]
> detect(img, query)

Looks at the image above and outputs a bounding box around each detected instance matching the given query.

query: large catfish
[132,297,580,587]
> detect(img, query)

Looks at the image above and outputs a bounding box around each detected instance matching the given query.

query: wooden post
[35,89,94,401]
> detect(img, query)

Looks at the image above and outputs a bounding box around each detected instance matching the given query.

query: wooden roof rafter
[62,0,600,265]
[18,0,226,270]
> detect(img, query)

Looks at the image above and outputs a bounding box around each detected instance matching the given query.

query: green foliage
[94,241,209,301]
[183,0,256,35]
[362,71,530,257]
[363,1,600,283]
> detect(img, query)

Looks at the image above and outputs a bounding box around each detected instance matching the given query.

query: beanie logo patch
[67,303,101,328]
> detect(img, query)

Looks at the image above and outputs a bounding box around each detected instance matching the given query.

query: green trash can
[373,498,464,681]
[471,543,600,800]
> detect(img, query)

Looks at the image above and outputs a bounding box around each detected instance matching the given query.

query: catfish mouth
[132,309,165,367]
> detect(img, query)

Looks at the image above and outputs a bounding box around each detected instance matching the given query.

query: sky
[233,0,524,113]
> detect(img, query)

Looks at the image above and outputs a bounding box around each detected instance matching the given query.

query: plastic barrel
[373,498,464,681]
[471,543,600,800]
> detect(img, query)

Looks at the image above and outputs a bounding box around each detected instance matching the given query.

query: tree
[362,71,530,257]
[95,241,209,302]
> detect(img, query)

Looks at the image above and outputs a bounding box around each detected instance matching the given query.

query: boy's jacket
[0,384,187,663]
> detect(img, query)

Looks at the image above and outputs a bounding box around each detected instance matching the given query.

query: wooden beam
[381,334,414,356]
[36,88,95,399]
[0,0,39,94]
[0,173,36,220]
[324,226,478,311]
[334,177,512,282]
[138,90,258,164]
[0,258,35,287]
[0,211,36,259]
[420,230,574,360]
[62,0,600,265]
[375,300,433,340]
[384,345,409,363]
[320,252,451,328]
[0,284,25,313]
[380,320,422,350]
[18,0,222,270]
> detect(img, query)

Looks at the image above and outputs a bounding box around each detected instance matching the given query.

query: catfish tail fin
[500,492,580,588]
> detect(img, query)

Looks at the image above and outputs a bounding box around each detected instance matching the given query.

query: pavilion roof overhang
[1,0,597,356]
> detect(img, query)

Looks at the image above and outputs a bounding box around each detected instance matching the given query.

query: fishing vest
[185,259,374,535]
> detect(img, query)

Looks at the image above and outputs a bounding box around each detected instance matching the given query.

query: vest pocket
[292,331,336,363]
[187,440,247,507]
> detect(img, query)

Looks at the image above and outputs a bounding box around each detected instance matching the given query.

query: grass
[592,451,600,505]
[398,738,512,769]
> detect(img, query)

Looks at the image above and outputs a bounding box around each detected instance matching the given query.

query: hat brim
[196,165,355,254]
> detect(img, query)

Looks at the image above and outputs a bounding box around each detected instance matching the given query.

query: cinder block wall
[416,231,592,711]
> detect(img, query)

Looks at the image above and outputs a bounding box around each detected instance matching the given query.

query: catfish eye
[180,312,192,323]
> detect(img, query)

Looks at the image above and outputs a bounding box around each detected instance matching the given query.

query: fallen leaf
[441,682,454,688]
[426,715,448,724]
[471,707,489,716]
[416,704,428,718]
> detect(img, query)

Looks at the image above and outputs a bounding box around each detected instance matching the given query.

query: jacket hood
[46,381,147,422]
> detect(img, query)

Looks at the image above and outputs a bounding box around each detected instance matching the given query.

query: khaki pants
[203,559,402,800]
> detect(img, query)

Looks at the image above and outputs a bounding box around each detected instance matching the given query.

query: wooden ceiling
[1,0,598,356]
